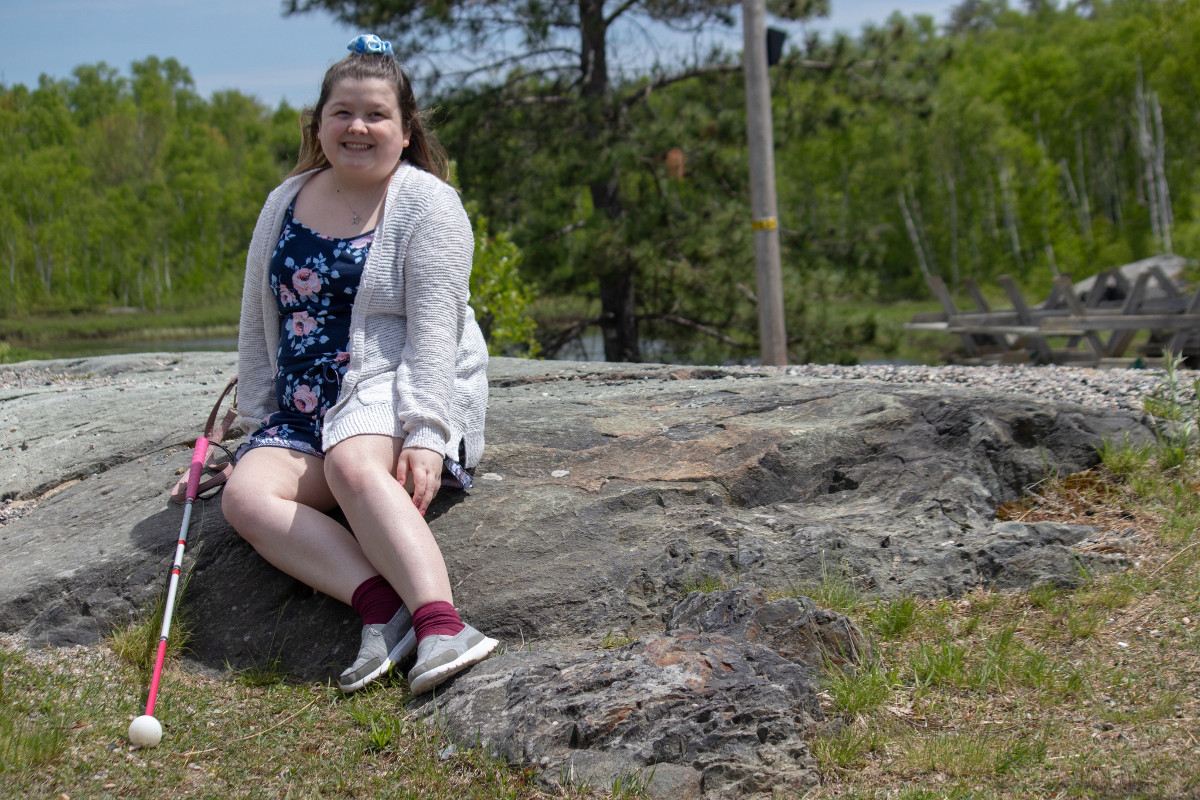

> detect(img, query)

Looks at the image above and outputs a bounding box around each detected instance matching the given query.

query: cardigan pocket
[353,371,394,406]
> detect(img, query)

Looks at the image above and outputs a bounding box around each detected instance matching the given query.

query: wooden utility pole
[743,0,788,366]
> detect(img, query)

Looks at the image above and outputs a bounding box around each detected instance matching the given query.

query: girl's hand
[396,447,442,515]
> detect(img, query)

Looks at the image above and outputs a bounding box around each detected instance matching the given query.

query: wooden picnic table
[905,259,1200,366]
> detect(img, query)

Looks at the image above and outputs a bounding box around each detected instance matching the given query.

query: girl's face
[318,77,408,186]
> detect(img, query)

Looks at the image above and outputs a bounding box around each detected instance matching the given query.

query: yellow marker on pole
[751,217,778,232]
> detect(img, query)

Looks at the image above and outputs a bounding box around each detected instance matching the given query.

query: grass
[0,636,611,799]
[786,556,865,615]
[802,358,1200,798]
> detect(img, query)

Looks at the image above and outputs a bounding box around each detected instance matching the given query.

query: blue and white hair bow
[347,34,394,57]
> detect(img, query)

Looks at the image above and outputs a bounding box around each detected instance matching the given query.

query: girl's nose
[348,116,368,133]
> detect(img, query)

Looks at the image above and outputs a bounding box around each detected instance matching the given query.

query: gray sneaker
[338,605,416,693]
[406,624,498,695]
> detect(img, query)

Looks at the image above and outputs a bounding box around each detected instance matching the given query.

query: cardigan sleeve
[393,184,475,454]
[234,190,284,432]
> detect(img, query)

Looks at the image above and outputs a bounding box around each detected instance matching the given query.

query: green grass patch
[600,630,634,649]
[900,729,1048,778]
[680,574,726,595]
[0,305,240,362]
[823,657,897,717]
[867,595,919,640]
[788,557,864,615]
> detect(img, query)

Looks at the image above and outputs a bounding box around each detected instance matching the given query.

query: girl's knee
[322,447,360,496]
[220,468,258,535]
[324,440,393,499]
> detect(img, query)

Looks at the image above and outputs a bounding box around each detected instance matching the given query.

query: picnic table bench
[905,255,1200,366]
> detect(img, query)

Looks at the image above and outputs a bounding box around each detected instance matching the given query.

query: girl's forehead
[325,77,400,107]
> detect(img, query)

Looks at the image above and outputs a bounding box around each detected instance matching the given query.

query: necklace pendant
[352,212,361,225]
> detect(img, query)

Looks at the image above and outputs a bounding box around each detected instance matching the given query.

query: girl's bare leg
[221,447,377,604]
[323,434,454,610]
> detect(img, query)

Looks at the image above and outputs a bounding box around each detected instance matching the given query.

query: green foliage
[812,724,884,773]
[0,59,295,319]
[347,705,408,753]
[12,2,1200,365]
[601,629,634,649]
[436,1,1200,361]
[467,205,540,357]
[1142,352,1200,462]
[681,574,727,595]
[901,730,1048,777]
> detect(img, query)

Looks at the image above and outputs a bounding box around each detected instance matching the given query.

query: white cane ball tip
[128,715,162,747]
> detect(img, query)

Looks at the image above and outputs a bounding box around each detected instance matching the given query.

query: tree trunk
[599,266,639,362]
[580,0,640,361]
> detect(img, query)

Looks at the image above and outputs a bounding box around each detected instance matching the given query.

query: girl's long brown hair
[287,54,448,182]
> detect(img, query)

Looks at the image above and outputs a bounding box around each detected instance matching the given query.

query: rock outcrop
[0,353,1151,796]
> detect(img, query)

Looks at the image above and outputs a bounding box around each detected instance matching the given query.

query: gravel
[780,362,1193,414]
[2,357,1193,415]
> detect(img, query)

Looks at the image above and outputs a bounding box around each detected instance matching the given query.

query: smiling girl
[222,35,496,695]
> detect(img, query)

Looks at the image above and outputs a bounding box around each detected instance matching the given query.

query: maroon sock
[351,575,403,625]
[412,601,465,642]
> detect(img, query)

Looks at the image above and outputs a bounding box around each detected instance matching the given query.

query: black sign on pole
[766,28,787,66]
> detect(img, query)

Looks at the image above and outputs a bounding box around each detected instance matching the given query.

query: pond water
[24,335,239,361]
[34,328,724,365]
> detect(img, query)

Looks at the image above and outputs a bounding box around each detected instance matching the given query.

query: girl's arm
[392,183,474,459]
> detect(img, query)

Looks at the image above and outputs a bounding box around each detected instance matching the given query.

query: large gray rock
[414,588,830,800]
[0,353,1152,795]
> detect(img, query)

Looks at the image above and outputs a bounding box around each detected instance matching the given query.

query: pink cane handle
[185,437,210,502]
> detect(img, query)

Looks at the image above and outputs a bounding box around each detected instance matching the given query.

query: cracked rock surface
[0,353,1152,796]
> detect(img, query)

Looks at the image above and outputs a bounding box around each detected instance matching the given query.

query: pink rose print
[291,311,317,337]
[349,234,373,250]
[278,285,297,305]
[293,385,319,414]
[334,351,350,364]
[292,268,322,298]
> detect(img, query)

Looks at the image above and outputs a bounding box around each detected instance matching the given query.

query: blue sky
[0,0,958,108]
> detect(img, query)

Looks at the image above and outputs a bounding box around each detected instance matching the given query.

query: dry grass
[804,450,1200,800]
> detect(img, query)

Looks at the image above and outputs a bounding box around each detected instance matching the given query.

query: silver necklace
[336,187,364,225]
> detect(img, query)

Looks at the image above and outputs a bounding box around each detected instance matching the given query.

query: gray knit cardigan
[235,162,488,467]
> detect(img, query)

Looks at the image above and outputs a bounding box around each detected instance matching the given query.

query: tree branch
[638,313,747,347]
[604,0,642,27]
[442,47,580,81]
[541,315,603,358]
[619,64,740,108]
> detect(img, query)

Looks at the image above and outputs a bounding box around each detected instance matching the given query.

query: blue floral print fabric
[241,201,472,490]
[242,201,369,459]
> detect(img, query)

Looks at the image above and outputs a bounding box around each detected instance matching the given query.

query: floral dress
[240,201,473,490]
